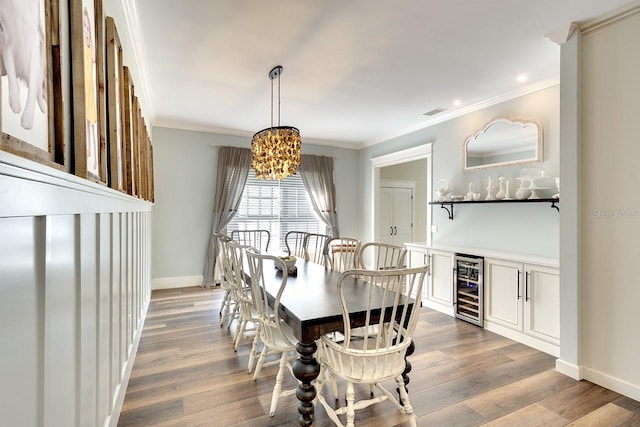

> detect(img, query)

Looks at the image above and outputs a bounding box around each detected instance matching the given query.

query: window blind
[226,170,325,252]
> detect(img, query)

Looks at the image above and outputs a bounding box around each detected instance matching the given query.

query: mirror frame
[463,117,543,171]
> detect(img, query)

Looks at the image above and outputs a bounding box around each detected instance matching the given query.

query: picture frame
[131,94,142,198]
[137,107,148,200]
[0,0,65,169]
[122,66,135,195]
[70,0,107,183]
[105,16,125,192]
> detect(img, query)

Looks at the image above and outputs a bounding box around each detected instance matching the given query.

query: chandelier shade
[251,65,301,180]
[251,126,301,180]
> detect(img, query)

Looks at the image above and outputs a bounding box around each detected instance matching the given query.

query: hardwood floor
[118,287,640,426]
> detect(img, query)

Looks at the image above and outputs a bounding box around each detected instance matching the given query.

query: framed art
[70,0,107,183]
[105,16,125,191]
[137,107,148,200]
[0,0,65,169]
[122,66,135,195]
[131,94,142,198]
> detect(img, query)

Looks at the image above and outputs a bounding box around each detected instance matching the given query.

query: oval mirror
[464,117,542,171]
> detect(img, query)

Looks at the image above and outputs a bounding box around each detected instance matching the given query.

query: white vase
[495,177,506,200]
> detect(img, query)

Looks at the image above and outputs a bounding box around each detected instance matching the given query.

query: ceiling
[134,0,630,148]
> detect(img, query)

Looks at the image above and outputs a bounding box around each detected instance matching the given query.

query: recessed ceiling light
[453,99,461,107]
[517,74,528,83]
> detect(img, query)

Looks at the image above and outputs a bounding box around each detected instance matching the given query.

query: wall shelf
[430,198,559,220]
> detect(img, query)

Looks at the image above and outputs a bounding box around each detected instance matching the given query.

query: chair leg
[227,304,239,330]
[329,371,339,400]
[345,382,355,427]
[269,352,289,416]
[395,375,416,427]
[233,319,246,351]
[219,290,230,326]
[253,346,268,380]
[248,330,261,373]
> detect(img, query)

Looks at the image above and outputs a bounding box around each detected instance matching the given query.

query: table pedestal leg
[292,341,320,427]
[397,339,415,404]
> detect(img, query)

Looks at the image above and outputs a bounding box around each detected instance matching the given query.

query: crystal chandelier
[251,66,301,180]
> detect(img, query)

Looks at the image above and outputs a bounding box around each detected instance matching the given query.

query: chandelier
[251,66,301,180]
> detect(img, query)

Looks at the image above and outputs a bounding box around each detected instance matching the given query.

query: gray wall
[151,127,359,281]
[359,85,560,258]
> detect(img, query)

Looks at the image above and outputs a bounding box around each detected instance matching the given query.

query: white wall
[151,126,360,285]
[0,1,154,425]
[359,86,560,259]
[578,8,640,399]
[0,153,152,427]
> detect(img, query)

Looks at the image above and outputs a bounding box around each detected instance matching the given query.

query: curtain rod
[209,143,335,158]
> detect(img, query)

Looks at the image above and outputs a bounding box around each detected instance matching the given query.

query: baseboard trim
[555,359,583,380]
[582,366,640,402]
[152,275,204,290]
[484,321,560,357]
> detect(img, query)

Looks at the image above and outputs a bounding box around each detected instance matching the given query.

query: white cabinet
[380,187,412,246]
[485,258,559,354]
[428,249,454,310]
[406,244,454,315]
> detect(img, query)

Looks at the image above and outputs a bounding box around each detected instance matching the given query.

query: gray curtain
[299,154,340,237]
[202,146,251,286]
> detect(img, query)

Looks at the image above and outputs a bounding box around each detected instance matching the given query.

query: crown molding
[580,0,640,35]
[361,75,560,149]
[120,0,155,121]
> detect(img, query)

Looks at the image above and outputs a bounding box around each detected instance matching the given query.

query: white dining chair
[245,250,299,417]
[357,242,407,271]
[304,232,331,265]
[325,237,361,272]
[222,239,261,372]
[285,230,308,259]
[215,232,237,328]
[229,229,271,253]
[315,265,429,427]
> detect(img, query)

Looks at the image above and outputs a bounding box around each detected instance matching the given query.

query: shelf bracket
[550,200,560,212]
[440,203,454,220]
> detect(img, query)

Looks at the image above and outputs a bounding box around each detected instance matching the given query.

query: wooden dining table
[261,259,418,427]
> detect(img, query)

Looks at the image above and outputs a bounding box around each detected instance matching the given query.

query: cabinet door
[392,188,412,245]
[428,250,454,306]
[406,246,428,300]
[485,258,522,331]
[408,247,428,268]
[524,264,560,345]
[378,187,394,245]
[379,187,413,246]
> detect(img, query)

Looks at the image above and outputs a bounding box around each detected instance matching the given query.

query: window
[226,170,326,252]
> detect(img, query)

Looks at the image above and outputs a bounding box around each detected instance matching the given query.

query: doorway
[371,144,432,246]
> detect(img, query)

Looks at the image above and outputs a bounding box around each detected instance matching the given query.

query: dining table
[261,259,419,427]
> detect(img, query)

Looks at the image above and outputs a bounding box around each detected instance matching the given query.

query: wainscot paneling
[0,152,152,427]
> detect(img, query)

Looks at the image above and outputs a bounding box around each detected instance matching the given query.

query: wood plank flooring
[118,287,640,426]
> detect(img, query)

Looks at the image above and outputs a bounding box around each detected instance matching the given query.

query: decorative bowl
[277,256,297,270]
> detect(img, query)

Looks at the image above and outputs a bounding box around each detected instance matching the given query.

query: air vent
[423,107,448,116]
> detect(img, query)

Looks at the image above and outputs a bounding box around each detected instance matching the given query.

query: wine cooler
[454,254,484,327]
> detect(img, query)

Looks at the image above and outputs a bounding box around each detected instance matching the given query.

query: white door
[484,258,522,331]
[524,264,560,345]
[392,188,412,245]
[428,249,454,306]
[379,187,413,246]
[379,187,394,244]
